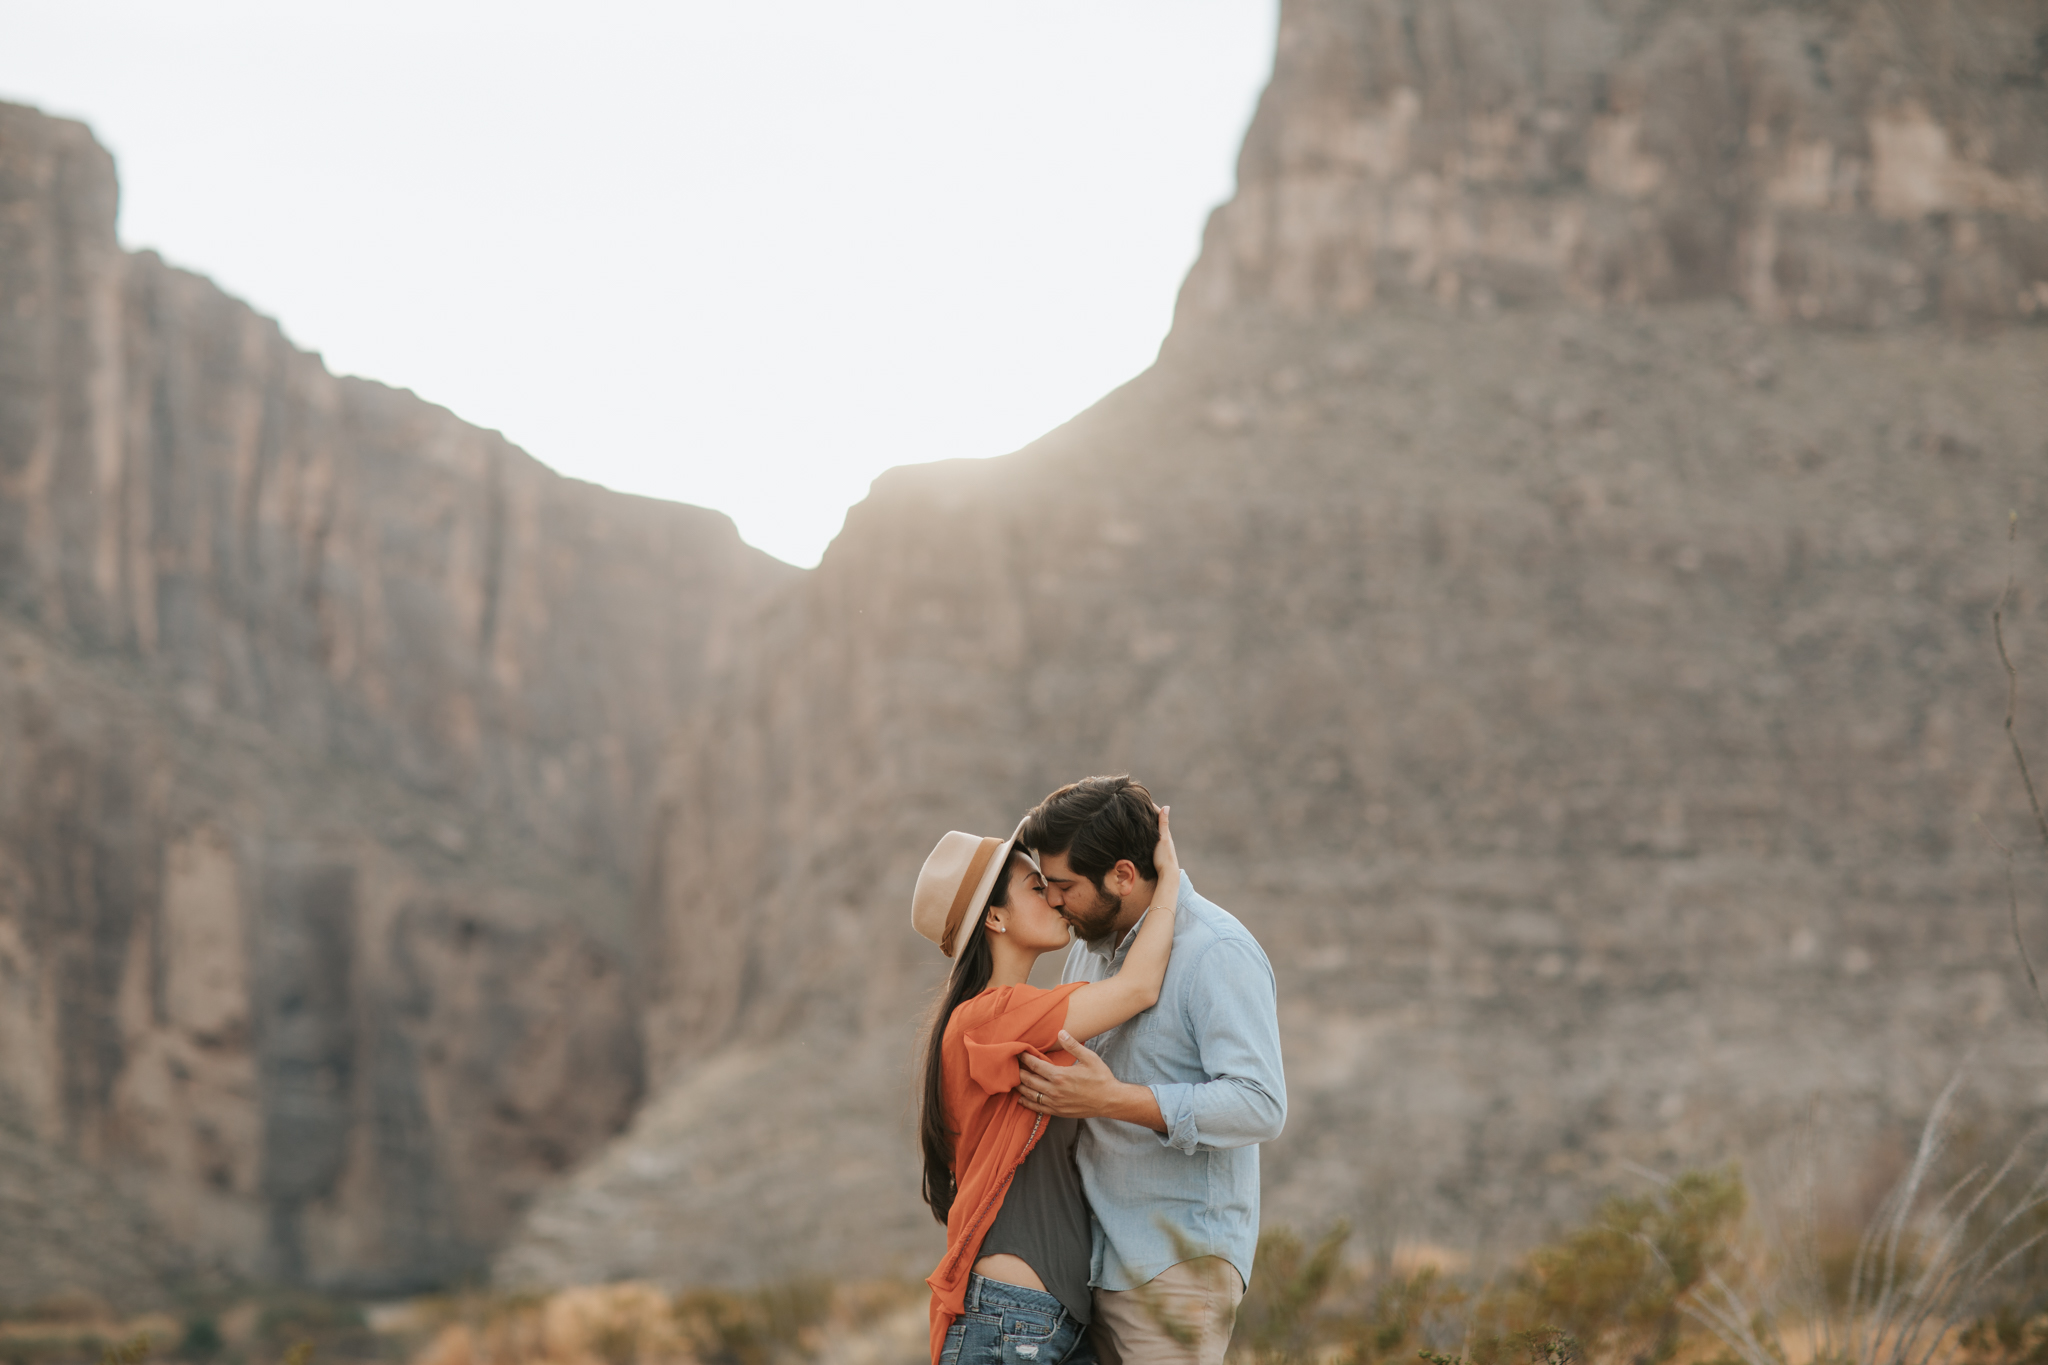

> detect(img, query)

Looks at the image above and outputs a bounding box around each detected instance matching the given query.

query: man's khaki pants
[1090,1257,1245,1365]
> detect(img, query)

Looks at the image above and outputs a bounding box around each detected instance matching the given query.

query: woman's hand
[1152,804,1177,890]
[1056,802,1184,1041]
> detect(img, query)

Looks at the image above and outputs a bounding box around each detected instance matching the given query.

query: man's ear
[1108,860,1140,896]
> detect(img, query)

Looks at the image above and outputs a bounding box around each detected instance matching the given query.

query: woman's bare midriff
[972,1253,1046,1292]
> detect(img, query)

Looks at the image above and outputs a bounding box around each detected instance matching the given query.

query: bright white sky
[0,2,1275,566]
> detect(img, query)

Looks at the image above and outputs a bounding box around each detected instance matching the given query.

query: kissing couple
[911,776,1287,1365]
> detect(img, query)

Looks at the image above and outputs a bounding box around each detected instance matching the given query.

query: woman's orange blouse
[926,981,1086,1364]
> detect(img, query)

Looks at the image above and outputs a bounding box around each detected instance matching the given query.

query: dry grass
[402,1279,926,1365]
[1222,1126,2047,1365]
[6,1122,2038,1365]
[0,1285,403,1365]
[1223,1170,1743,1365]
[1686,1079,2048,1365]
[0,1296,185,1365]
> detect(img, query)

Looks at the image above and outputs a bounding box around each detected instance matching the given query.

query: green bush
[1236,1224,1353,1365]
[1227,1168,1746,1365]
[172,1320,220,1362]
[1476,1168,1744,1365]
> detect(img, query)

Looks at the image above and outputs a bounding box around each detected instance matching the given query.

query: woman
[910,807,1180,1365]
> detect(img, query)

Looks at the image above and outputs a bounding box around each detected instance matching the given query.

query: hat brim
[943,816,1033,958]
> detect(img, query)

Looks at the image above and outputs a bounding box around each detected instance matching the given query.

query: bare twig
[1995,514,2048,852]
[1977,814,2045,1029]
[1990,512,2048,1030]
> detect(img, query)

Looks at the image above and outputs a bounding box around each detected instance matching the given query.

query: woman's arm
[1060,806,1179,1042]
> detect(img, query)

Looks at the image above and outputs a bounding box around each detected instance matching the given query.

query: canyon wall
[499,0,2048,1290]
[0,102,793,1298]
[1182,0,2048,327]
[10,0,2048,1306]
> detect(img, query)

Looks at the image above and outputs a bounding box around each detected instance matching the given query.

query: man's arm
[1025,939,1165,1127]
[1146,937,1286,1154]
[1016,938,1286,1151]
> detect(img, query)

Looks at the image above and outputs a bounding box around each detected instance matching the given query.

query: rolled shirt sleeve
[1146,938,1287,1154]
[1065,873,1286,1292]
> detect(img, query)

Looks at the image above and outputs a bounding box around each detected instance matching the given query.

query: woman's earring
[992,923,1006,933]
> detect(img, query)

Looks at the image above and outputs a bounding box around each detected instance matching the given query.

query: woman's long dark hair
[918,853,1019,1223]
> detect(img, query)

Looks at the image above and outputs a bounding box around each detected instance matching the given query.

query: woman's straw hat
[912,819,1033,958]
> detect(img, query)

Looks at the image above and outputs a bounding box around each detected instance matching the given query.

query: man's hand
[1017,1031,1167,1133]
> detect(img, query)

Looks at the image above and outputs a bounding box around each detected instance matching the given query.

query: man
[1014,776,1286,1365]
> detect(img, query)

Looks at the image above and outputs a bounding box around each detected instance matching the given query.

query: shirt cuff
[1149,1082,1201,1154]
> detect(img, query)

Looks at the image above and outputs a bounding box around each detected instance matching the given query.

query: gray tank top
[979,1115,1092,1323]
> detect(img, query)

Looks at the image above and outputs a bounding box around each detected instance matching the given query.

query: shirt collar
[1100,908,1151,963]
[1086,872,1186,961]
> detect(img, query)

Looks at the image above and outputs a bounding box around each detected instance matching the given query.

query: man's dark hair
[1019,775,1158,890]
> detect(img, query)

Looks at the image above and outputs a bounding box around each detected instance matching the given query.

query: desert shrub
[249,1297,374,1362]
[0,1334,108,1365]
[1423,1327,1584,1365]
[1230,1226,1471,1365]
[171,1319,220,1361]
[1234,1114,2047,1365]
[0,1311,190,1365]
[1960,1309,2048,1365]
[1235,1224,1354,1365]
[99,1337,152,1365]
[672,1279,831,1365]
[400,1278,921,1365]
[1228,1168,1746,1365]
[1347,1267,1471,1365]
[1475,1169,1744,1365]
[406,1283,685,1365]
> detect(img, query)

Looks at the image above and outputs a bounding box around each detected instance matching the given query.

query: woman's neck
[986,937,1041,988]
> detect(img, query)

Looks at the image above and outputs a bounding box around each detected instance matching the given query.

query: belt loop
[965,1274,981,1313]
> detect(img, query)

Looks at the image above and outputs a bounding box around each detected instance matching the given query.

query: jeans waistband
[964,1272,1066,1318]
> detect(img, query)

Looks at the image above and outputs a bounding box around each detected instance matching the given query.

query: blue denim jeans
[940,1274,1095,1365]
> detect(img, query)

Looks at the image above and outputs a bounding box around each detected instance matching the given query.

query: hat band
[940,836,1002,957]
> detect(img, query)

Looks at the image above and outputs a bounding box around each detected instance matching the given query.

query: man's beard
[1062,880,1122,943]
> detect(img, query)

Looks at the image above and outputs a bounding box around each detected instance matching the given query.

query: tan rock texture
[0,101,792,1298]
[499,0,2048,1290]
[1181,0,2048,328]
[11,0,2048,1306]
[0,1118,200,1310]
[506,304,2048,1290]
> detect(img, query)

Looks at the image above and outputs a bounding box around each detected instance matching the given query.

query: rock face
[498,0,2048,1289]
[505,305,2048,1289]
[1182,0,2048,328]
[0,1120,201,1310]
[0,102,793,1297]
[12,0,2048,1306]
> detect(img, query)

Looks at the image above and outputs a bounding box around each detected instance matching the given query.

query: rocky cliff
[1183,0,2048,327]
[10,0,2048,1307]
[0,102,794,1298]
[497,0,2048,1289]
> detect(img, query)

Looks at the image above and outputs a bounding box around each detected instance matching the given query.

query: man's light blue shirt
[1060,871,1286,1293]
